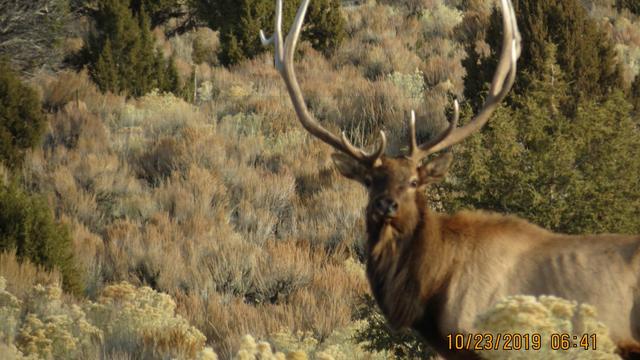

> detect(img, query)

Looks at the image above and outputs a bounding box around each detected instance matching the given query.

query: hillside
[1,0,639,359]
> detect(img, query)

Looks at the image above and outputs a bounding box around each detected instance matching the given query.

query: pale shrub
[474,295,619,359]
[0,342,32,360]
[0,278,103,360]
[0,252,62,300]
[48,101,109,153]
[263,321,387,360]
[616,43,640,83]
[116,90,206,138]
[18,284,102,360]
[0,277,22,344]
[315,322,385,360]
[236,335,286,360]
[85,281,214,359]
[197,80,214,103]
[0,277,218,360]
[269,330,319,357]
[420,1,463,37]
[387,69,426,102]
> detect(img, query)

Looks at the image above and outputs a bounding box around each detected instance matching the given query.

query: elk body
[260,0,640,358]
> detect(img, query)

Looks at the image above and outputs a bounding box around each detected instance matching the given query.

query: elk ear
[418,152,453,184]
[331,153,370,185]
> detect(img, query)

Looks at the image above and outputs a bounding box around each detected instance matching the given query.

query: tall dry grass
[8,1,471,358]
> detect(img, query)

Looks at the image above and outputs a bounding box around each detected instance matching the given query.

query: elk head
[261,0,521,235]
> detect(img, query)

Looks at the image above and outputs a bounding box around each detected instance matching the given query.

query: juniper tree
[0,60,46,169]
[631,74,640,113]
[193,0,345,65]
[0,182,82,294]
[462,0,623,112]
[87,0,179,96]
[445,44,640,234]
[617,0,640,15]
[130,0,185,27]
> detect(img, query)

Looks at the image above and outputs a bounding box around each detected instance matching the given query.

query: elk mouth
[383,214,398,223]
[372,211,400,231]
[370,208,398,224]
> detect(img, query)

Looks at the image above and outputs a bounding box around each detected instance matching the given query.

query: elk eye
[410,179,418,188]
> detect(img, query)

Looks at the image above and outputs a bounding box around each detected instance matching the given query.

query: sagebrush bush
[36,70,101,111]
[0,277,21,345]
[0,251,61,300]
[0,277,102,359]
[86,282,214,359]
[21,44,375,358]
[0,278,219,360]
[474,295,619,359]
[48,101,109,153]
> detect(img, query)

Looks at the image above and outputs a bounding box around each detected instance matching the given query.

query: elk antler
[408,0,521,161]
[260,0,387,167]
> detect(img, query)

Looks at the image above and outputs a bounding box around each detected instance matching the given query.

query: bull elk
[261,0,640,358]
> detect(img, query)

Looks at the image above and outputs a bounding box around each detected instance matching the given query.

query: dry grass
[0,251,61,299]
[556,0,640,85]
[9,1,473,358]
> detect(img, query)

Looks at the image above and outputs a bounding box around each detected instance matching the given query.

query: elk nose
[376,198,398,217]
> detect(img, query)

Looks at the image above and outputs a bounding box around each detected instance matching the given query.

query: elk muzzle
[375,197,398,218]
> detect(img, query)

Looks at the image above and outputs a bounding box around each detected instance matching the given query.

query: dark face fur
[331,152,453,234]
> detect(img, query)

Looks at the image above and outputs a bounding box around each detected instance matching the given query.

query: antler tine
[260,0,284,67]
[408,101,459,160]
[413,0,520,158]
[261,0,386,167]
[408,110,417,156]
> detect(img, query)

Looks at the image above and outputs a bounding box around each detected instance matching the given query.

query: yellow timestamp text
[447,333,597,351]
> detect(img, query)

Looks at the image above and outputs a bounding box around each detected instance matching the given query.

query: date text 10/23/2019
[447,333,597,351]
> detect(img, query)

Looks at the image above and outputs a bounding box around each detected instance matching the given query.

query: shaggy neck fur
[365,190,453,329]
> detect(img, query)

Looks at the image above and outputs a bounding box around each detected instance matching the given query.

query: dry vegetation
[3,2,469,356]
[2,1,640,359]
[583,0,640,85]
[475,295,619,359]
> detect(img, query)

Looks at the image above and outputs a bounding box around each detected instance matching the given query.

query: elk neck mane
[364,189,553,332]
[364,189,450,329]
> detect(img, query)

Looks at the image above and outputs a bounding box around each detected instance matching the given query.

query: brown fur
[333,154,640,360]
[261,1,525,357]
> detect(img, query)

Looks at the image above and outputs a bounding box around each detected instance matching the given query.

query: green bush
[462,0,623,111]
[193,0,346,66]
[631,74,640,112]
[353,295,433,359]
[129,0,184,27]
[0,60,46,169]
[617,0,640,15]
[445,44,640,235]
[0,183,82,295]
[86,0,180,97]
